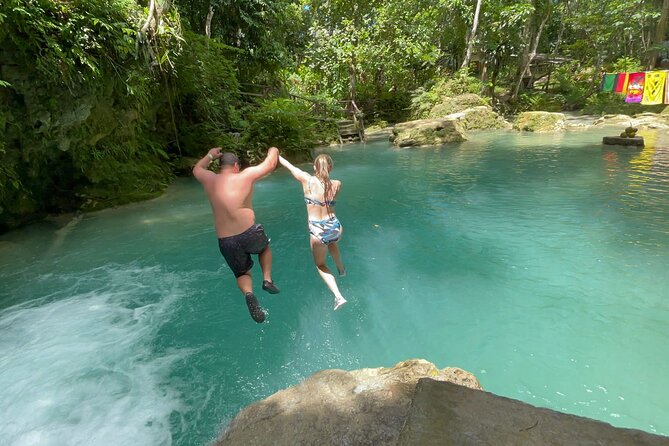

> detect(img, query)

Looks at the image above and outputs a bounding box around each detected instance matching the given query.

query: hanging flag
[601,73,616,92]
[614,73,629,95]
[625,72,645,103]
[641,71,667,105]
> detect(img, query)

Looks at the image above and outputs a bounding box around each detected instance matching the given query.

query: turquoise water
[1,129,668,445]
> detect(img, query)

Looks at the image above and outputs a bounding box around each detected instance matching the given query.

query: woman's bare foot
[338,267,346,277]
[334,297,347,311]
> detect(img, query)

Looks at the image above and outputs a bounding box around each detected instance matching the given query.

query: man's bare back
[195,148,278,238]
[193,147,280,323]
[203,168,258,238]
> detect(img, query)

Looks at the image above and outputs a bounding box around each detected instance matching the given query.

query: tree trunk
[648,0,669,68]
[552,0,569,56]
[490,52,502,100]
[140,0,172,36]
[461,0,484,69]
[480,59,489,83]
[511,5,550,101]
[348,54,357,102]
[511,17,532,101]
[205,5,215,40]
[140,0,157,35]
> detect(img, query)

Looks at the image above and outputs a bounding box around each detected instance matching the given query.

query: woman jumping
[279,154,347,310]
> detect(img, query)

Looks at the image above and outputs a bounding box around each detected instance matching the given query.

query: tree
[511,0,552,101]
[648,0,669,68]
[461,0,484,69]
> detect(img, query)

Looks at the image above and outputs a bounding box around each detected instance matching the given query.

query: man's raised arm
[193,147,221,183]
[243,147,279,180]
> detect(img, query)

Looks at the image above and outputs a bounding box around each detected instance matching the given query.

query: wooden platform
[602,136,644,146]
[337,119,364,142]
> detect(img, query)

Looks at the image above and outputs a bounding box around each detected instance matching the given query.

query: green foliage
[366,120,389,131]
[410,70,486,118]
[0,115,21,215]
[609,57,642,73]
[71,140,172,211]
[516,92,566,112]
[428,93,489,117]
[0,0,177,230]
[171,31,241,156]
[1,0,140,88]
[243,99,318,159]
[410,86,442,119]
[294,0,452,120]
[363,90,412,123]
[582,93,664,115]
[562,0,659,66]
[436,69,486,96]
[550,63,594,110]
[176,0,304,83]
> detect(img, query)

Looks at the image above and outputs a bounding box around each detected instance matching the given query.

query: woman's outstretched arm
[279,156,310,183]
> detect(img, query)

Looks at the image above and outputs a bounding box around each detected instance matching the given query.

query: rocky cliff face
[217,359,669,446]
[216,359,481,446]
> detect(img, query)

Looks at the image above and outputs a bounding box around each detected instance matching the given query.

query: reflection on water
[1,129,669,445]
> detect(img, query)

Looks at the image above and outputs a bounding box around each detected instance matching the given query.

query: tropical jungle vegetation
[1,0,668,231]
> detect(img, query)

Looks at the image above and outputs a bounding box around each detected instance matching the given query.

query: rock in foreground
[216,359,481,446]
[399,379,669,446]
[217,359,669,446]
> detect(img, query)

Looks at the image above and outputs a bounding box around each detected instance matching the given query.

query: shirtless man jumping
[193,147,280,323]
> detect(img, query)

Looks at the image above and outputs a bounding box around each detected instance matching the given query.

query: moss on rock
[513,112,566,132]
[449,106,511,131]
[428,94,489,118]
[391,118,467,147]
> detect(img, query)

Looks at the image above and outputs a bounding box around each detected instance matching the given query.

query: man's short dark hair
[220,152,239,167]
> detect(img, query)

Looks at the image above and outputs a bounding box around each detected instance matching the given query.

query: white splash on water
[0,265,188,446]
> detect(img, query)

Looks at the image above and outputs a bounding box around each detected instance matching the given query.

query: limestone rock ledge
[593,113,669,130]
[217,359,669,446]
[390,119,467,147]
[216,359,480,445]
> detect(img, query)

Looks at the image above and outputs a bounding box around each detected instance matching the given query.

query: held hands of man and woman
[200,146,280,165]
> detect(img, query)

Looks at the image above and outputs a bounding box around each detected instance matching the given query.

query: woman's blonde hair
[314,154,334,211]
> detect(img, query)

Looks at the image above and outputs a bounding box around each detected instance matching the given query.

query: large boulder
[216,359,669,446]
[429,93,489,117]
[216,359,481,446]
[446,106,512,131]
[391,118,467,147]
[513,111,566,132]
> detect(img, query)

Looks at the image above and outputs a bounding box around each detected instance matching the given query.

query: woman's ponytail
[314,154,334,213]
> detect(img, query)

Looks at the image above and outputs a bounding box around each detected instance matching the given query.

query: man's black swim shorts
[218,224,270,277]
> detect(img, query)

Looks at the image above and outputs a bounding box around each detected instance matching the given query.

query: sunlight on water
[1,128,668,445]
